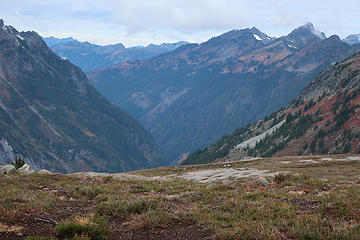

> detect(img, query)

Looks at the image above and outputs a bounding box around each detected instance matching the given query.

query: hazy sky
[1,0,360,47]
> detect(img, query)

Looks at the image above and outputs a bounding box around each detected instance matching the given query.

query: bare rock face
[0,163,51,174]
[0,139,15,165]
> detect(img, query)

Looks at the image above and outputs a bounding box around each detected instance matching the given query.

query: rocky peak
[200,27,270,55]
[343,34,360,45]
[298,22,326,39]
[284,22,326,49]
[323,35,342,45]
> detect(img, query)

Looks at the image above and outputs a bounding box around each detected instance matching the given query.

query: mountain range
[0,20,161,173]
[43,37,189,72]
[87,23,360,164]
[343,34,360,45]
[184,51,360,165]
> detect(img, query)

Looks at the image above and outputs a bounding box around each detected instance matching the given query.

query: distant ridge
[343,34,360,45]
[43,37,189,72]
[88,23,360,164]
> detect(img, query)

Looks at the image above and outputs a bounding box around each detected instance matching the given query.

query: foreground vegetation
[1,156,360,239]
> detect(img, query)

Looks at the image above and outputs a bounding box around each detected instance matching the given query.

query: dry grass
[0,222,23,233]
[1,154,360,239]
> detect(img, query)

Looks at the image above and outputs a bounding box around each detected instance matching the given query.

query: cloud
[103,0,252,34]
[0,0,360,46]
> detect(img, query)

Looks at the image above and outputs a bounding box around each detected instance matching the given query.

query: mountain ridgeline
[43,37,189,72]
[88,23,360,164]
[184,52,360,165]
[0,20,162,173]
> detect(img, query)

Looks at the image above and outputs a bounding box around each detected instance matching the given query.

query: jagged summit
[300,22,317,31]
[215,27,272,42]
[291,22,326,40]
[282,22,327,49]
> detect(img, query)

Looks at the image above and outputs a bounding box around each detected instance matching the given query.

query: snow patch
[299,159,319,164]
[16,34,24,41]
[253,34,262,41]
[287,44,297,49]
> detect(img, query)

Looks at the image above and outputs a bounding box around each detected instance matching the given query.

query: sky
[1,0,360,47]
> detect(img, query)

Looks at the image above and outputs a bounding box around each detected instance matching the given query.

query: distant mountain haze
[0,20,162,173]
[43,37,189,72]
[88,23,360,164]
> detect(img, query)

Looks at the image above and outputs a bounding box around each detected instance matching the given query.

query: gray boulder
[257,176,270,186]
[0,164,16,174]
[18,164,34,174]
[38,169,52,174]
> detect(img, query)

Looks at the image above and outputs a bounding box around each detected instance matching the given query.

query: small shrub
[143,209,173,228]
[74,186,102,200]
[96,198,161,218]
[127,199,155,214]
[26,237,53,240]
[55,216,108,240]
[274,174,288,184]
[102,176,113,183]
[11,157,25,170]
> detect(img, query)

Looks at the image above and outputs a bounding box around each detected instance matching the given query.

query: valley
[185,52,360,165]
[0,0,360,240]
[88,23,360,164]
[1,2,360,240]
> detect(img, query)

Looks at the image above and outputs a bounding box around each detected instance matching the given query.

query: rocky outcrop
[0,164,16,174]
[0,163,51,174]
[17,164,35,174]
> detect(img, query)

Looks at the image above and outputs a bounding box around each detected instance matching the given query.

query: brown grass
[1,154,360,239]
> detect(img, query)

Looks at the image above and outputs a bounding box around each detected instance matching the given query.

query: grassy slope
[1,154,360,239]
